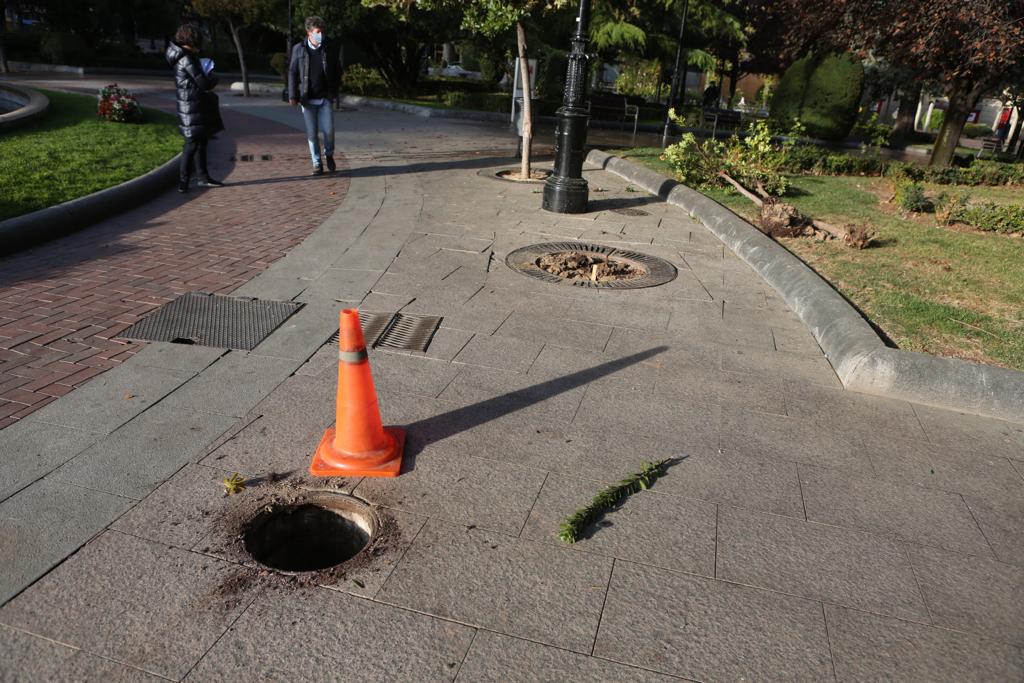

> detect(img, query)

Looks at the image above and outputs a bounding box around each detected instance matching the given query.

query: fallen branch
[949,318,1000,338]
[558,459,672,543]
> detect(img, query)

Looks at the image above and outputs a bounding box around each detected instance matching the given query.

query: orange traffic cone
[310,309,405,478]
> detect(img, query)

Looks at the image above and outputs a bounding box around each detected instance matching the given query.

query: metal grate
[505,242,678,290]
[326,312,442,352]
[118,292,303,350]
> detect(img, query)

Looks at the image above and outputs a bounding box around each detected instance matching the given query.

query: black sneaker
[326,155,336,172]
[177,180,189,193]
[312,166,324,176]
[197,178,224,187]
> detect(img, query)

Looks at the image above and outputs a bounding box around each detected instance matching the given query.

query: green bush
[886,161,925,182]
[39,32,92,65]
[935,191,971,226]
[963,123,993,139]
[342,64,386,96]
[954,202,1024,234]
[270,52,289,80]
[537,49,568,100]
[770,54,863,140]
[894,181,933,213]
[443,91,508,112]
[927,110,945,131]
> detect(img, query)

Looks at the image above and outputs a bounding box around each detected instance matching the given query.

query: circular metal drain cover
[243,493,376,573]
[505,242,677,289]
[611,207,650,216]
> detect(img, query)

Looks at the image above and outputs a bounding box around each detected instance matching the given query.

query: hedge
[771,54,864,140]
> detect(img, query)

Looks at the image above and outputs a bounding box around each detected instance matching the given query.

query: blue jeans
[300,100,335,167]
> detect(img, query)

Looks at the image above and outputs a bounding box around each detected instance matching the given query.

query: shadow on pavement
[400,346,668,473]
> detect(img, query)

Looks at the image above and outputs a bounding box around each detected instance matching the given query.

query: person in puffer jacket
[165,23,223,193]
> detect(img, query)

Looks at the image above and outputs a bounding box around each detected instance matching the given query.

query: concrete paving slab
[457,630,678,683]
[159,351,301,418]
[353,448,547,535]
[963,492,1024,567]
[52,404,237,500]
[0,419,100,503]
[913,404,1024,462]
[787,381,929,441]
[24,363,194,435]
[564,298,672,332]
[825,603,1024,682]
[296,267,383,303]
[771,325,826,355]
[495,312,614,353]
[722,347,841,387]
[128,341,227,374]
[0,531,259,681]
[594,561,833,681]
[656,367,789,416]
[720,408,874,474]
[0,625,164,682]
[229,271,316,301]
[908,544,1024,646]
[249,300,343,362]
[863,435,1024,499]
[717,505,929,620]
[650,450,804,518]
[369,354,461,399]
[184,588,475,682]
[452,334,544,373]
[604,327,721,370]
[200,374,340,476]
[571,388,719,443]
[377,520,611,653]
[799,465,993,556]
[521,473,717,577]
[0,478,134,605]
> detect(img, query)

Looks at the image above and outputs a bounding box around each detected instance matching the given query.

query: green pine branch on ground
[559,459,673,543]
[0,89,180,221]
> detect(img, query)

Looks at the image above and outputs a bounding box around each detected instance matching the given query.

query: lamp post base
[542,175,589,213]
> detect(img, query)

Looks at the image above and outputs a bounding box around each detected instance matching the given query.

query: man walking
[288,16,341,175]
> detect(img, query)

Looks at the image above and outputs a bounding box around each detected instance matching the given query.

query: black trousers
[180,136,209,182]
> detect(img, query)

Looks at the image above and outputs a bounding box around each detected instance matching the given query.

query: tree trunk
[227,18,249,97]
[0,0,8,74]
[930,80,984,167]
[728,50,739,105]
[891,81,922,143]
[516,21,532,180]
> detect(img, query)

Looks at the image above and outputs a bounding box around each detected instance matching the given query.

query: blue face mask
[309,32,323,47]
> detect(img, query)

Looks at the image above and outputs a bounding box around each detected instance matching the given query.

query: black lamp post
[542,0,592,214]
[660,0,690,148]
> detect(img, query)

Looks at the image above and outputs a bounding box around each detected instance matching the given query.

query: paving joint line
[450,626,480,682]
[589,557,616,657]
[820,602,840,682]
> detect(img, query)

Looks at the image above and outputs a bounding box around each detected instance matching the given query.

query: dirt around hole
[536,251,646,283]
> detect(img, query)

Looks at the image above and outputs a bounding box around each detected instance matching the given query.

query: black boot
[178,179,189,193]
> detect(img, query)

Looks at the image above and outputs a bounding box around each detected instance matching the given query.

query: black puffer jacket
[165,41,218,138]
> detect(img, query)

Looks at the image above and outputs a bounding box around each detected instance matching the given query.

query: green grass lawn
[609,147,1024,371]
[0,89,181,221]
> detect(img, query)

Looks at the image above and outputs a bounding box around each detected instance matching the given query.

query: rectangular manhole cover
[327,312,442,353]
[119,292,303,350]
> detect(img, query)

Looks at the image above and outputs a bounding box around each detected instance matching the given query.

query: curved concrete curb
[0,82,50,130]
[0,152,181,253]
[588,148,1024,424]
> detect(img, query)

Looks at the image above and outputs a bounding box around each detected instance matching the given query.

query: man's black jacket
[288,39,341,103]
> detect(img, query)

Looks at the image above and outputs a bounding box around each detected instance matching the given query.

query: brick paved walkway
[0,108,349,429]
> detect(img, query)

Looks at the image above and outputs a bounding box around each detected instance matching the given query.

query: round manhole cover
[243,493,376,573]
[505,242,678,289]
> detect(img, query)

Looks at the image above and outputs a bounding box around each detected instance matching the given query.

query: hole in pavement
[170,337,197,345]
[243,495,376,572]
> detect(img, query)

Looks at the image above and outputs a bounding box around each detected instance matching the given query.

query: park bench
[702,108,743,137]
[585,96,641,145]
[977,136,1003,158]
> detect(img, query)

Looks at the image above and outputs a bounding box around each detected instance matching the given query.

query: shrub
[270,52,289,80]
[770,54,863,140]
[40,32,92,65]
[886,161,925,182]
[96,84,141,123]
[927,110,945,132]
[615,57,660,99]
[963,123,993,139]
[954,202,1024,234]
[443,91,508,112]
[536,49,568,100]
[342,64,385,96]
[935,191,971,226]
[894,181,933,213]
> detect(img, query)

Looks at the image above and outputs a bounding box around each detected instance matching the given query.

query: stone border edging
[0,82,49,130]
[0,152,181,253]
[587,148,1024,424]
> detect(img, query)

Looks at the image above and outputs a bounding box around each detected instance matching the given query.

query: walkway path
[0,101,350,429]
[1,91,1022,681]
